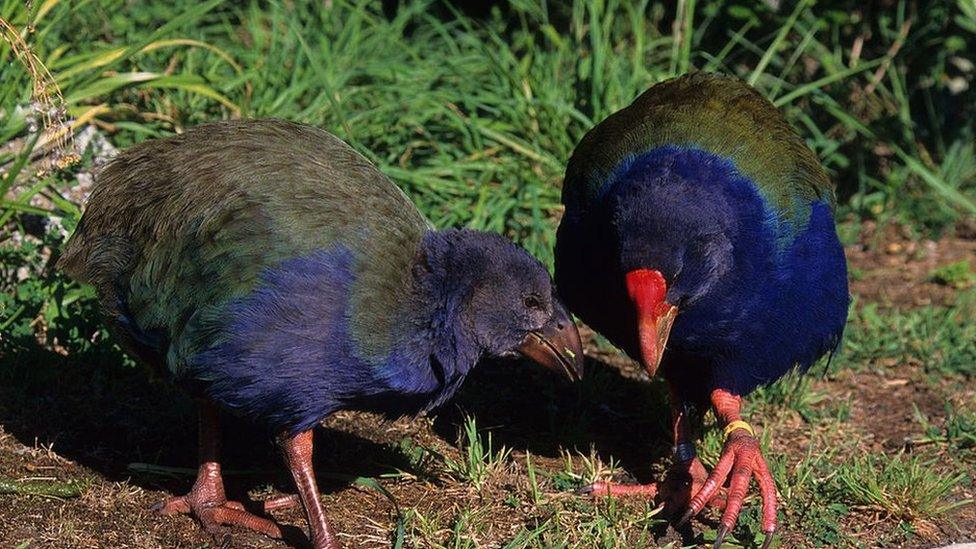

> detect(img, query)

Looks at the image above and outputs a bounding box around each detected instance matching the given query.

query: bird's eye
[522,294,543,310]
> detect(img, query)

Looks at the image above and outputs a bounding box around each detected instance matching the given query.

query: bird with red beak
[626,268,679,377]
[555,73,849,548]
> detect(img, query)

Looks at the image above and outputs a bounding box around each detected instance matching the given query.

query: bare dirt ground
[846,220,976,308]
[1,223,975,548]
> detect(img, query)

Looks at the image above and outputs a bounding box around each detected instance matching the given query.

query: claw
[575,485,595,495]
[760,530,774,549]
[713,524,729,548]
[676,507,695,527]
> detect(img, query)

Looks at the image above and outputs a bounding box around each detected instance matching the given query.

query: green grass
[916,401,976,452]
[769,442,849,547]
[442,416,512,492]
[833,452,971,525]
[3,1,976,547]
[4,0,976,262]
[836,290,976,377]
[3,0,976,339]
[928,259,976,289]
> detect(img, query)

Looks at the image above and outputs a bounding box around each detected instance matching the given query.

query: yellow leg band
[723,420,755,441]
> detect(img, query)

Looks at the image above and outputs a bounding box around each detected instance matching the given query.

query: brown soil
[847,220,976,308]
[2,223,975,548]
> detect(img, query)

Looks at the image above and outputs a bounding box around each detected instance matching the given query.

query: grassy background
[1,0,975,547]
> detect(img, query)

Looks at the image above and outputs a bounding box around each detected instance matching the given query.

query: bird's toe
[153,493,287,542]
[262,493,301,512]
[151,495,190,516]
[207,504,285,539]
[577,480,659,498]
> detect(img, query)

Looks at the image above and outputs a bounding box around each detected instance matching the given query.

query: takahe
[59,119,583,548]
[555,73,849,546]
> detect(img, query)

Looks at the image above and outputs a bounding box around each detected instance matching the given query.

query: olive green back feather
[59,119,432,364]
[563,72,834,227]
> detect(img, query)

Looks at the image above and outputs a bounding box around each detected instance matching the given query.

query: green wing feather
[59,119,431,367]
[563,72,834,227]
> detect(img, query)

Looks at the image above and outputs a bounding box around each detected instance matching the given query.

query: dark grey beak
[517,301,584,381]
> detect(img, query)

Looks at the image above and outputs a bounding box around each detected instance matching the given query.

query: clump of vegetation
[443,416,512,492]
[928,260,976,289]
[749,370,827,422]
[837,291,976,376]
[916,401,976,452]
[832,452,971,526]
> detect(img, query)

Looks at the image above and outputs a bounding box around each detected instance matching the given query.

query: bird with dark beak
[58,119,583,549]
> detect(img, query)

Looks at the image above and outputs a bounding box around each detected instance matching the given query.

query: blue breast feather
[564,146,849,395]
[181,247,463,434]
[673,199,849,394]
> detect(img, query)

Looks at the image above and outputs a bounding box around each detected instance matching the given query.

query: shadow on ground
[1,330,685,546]
[0,340,414,500]
[2,334,674,482]
[433,354,675,481]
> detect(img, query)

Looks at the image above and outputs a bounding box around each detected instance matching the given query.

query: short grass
[836,290,976,378]
[442,416,513,492]
[3,0,976,548]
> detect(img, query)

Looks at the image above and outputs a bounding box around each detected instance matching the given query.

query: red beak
[625,269,678,377]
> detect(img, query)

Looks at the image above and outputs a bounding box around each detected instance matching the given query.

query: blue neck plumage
[376,231,484,411]
[594,146,848,394]
[603,146,762,307]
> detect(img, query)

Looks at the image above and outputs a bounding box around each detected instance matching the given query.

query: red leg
[279,429,339,549]
[658,389,715,512]
[678,389,777,549]
[153,401,284,540]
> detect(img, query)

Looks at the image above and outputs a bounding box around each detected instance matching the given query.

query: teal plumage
[59,119,430,370]
[555,73,849,539]
[60,118,584,548]
[557,71,849,394]
[563,72,835,235]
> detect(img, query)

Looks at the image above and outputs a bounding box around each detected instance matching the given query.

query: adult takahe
[555,72,849,547]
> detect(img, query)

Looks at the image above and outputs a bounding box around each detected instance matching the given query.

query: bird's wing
[59,119,431,367]
[562,72,834,227]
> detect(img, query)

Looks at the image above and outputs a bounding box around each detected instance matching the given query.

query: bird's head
[611,162,737,376]
[415,229,584,381]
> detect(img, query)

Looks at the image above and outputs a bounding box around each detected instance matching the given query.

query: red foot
[579,457,724,513]
[678,431,777,548]
[152,462,284,541]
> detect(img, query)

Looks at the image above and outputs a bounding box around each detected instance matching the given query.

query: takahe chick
[555,73,849,546]
[59,119,583,548]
